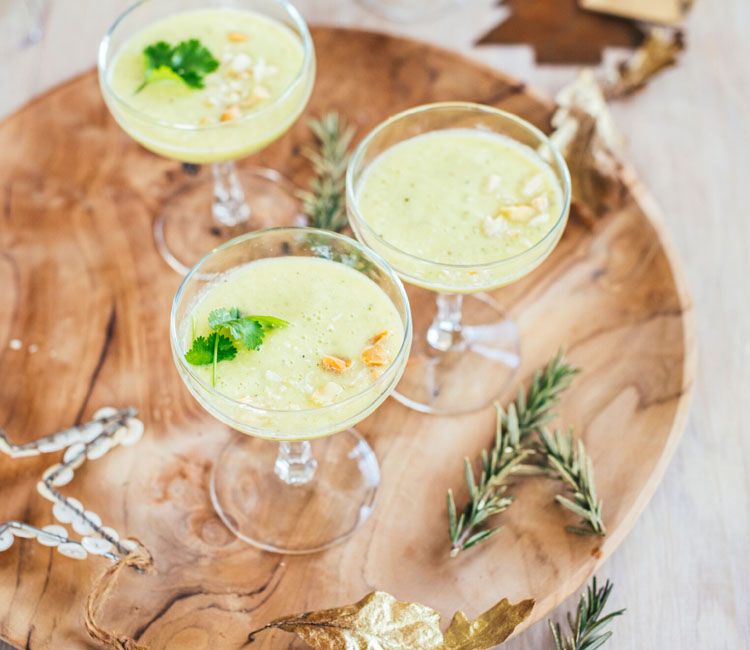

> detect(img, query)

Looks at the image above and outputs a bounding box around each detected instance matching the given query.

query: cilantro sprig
[137,38,219,93]
[185,307,289,386]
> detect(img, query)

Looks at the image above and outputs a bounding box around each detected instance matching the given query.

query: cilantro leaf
[185,333,237,366]
[208,307,289,351]
[185,335,214,365]
[250,315,290,331]
[170,39,219,87]
[185,308,288,385]
[139,38,219,92]
[143,41,173,69]
[208,307,241,330]
[226,318,265,351]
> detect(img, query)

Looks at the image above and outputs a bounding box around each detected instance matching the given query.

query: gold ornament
[248,590,534,650]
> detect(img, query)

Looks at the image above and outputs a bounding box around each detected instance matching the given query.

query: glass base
[394,291,521,415]
[154,165,304,275]
[210,429,379,555]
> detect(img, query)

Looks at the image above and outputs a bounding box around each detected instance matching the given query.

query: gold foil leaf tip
[442,598,535,650]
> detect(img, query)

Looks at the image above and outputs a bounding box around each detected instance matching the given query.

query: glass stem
[211,161,251,227]
[274,441,317,486]
[426,293,463,353]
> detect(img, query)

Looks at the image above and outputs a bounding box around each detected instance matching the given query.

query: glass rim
[345,101,573,271]
[170,226,413,417]
[97,0,314,132]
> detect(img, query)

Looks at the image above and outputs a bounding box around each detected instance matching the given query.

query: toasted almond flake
[483,174,501,193]
[253,57,278,83]
[500,204,536,223]
[522,174,544,197]
[361,344,389,367]
[228,52,252,75]
[220,106,241,122]
[321,355,352,374]
[481,215,507,238]
[531,194,550,212]
[310,381,344,406]
[227,31,249,42]
[530,213,550,227]
[240,97,261,109]
[370,330,390,345]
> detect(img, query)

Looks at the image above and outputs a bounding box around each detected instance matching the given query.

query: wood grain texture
[0,26,694,650]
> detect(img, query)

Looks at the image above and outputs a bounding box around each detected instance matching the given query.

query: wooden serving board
[0,27,694,649]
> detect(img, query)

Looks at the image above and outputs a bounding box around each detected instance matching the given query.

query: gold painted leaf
[248,591,535,650]
[441,598,535,650]
[248,591,444,649]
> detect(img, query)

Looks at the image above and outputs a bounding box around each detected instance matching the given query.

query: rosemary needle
[299,112,355,232]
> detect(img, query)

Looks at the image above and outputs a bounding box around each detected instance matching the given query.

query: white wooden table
[0,1,747,647]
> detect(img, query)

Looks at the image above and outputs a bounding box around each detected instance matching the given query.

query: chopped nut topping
[252,85,271,99]
[530,213,550,227]
[310,381,344,406]
[361,344,389,367]
[522,174,544,197]
[220,106,241,122]
[321,355,352,374]
[370,330,390,345]
[482,215,507,238]
[531,194,550,212]
[228,52,252,76]
[483,174,501,193]
[240,97,260,109]
[253,57,278,83]
[227,31,249,42]
[500,204,536,223]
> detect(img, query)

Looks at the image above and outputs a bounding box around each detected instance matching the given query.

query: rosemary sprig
[549,577,625,650]
[299,112,355,232]
[540,428,606,536]
[509,350,580,441]
[448,352,579,556]
[448,404,533,556]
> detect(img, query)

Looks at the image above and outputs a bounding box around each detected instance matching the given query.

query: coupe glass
[171,228,412,553]
[98,0,315,274]
[347,103,571,415]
